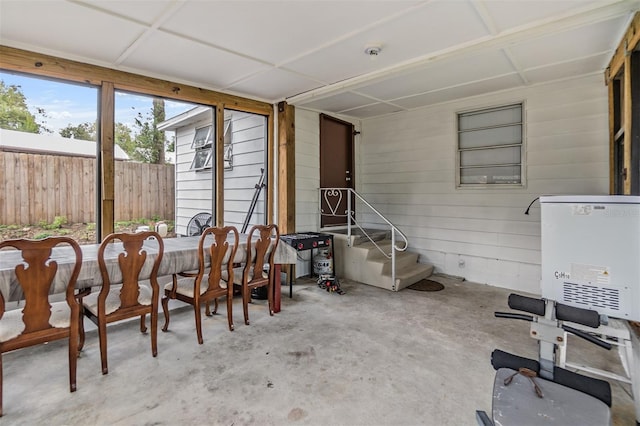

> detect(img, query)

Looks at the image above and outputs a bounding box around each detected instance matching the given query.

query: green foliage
[34,232,52,240]
[86,223,96,231]
[59,122,96,141]
[52,216,67,228]
[0,80,51,134]
[131,98,167,164]
[0,80,40,133]
[115,122,135,157]
[38,216,68,230]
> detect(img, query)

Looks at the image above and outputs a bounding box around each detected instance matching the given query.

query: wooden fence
[0,150,174,225]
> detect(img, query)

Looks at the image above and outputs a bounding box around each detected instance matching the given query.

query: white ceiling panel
[76,0,175,26]
[226,68,323,101]
[161,1,421,65]
[523,52,613,83]
[508,15,628,69]
[392,74,523,109]
[0,0,636,119]
[284,0,490,83]
[339,102,405,118]
[120,31,269,89]
[482,0,605,33]
[354,49,515,101]
[297,92,381,112]
[0,0,146,63]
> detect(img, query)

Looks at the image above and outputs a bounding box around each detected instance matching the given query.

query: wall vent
[562,282,620,311]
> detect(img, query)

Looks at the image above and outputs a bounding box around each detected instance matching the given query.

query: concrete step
[330,232,433,292]
[328,228,389,247]
[391,263,434,291]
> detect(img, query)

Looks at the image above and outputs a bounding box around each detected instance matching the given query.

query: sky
[0,70,196,136]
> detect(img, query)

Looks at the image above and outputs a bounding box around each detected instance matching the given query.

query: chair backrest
[97,231,164,310]
[0,237,82,344]
[244,224,279,283]
[199,226,239,293]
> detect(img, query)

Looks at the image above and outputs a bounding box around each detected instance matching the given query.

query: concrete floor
[2,275,636,425]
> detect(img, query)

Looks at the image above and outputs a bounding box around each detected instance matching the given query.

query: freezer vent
[562,282,620,311]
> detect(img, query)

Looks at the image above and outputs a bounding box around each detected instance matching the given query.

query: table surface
[0,234,297,302]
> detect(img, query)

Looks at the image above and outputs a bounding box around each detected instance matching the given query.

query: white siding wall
[295,109,320,233]
[175,116,214,236]
[174,111,267,235]
[358,74,609,294]
[223,111,267,230]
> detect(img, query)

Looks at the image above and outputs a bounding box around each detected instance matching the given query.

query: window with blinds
[457,103,523,186]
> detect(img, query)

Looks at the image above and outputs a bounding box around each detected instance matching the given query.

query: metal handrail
[319,187,409,290]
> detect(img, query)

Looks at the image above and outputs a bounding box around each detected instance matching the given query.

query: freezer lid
[540,195,640,204]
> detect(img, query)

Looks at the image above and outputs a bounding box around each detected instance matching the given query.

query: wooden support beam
[624,54,632,194]
[631,51,640,194]
[0,46,272,115]
[215,105,225,227]
[609,80,616,194]
[607,11,639,81]
[277,101,295,234]
[267,111,275,225]
[99,82,115,240]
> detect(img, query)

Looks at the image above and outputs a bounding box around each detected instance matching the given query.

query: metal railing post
[319,187,409,291]
[347,188,352,247]
[391,228,396,290]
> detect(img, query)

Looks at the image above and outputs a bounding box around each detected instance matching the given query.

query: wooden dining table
[0,234,298,313]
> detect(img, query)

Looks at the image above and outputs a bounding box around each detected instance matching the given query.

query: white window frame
[223,118,233,170]
[456,102,525,188]
[190,120,233,171]
[190,125,213,171]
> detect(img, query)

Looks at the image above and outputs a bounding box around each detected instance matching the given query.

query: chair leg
[150,307,158,357]
[69,325,78,393]
[267,283,274,316]
[78,308,86,351]
[1,353,3,417]
[140,314,147,333]
[194,302,203,345]
[243,285,250,325]
[213,298,219,314]
[161,295,170,332]
[205,300,212,317]
[226,294,234,331]
[98,318,108,375]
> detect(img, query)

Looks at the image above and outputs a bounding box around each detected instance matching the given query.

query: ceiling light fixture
[364,45,382,57]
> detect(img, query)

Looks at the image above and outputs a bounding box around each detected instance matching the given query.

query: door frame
[319,113,355,228]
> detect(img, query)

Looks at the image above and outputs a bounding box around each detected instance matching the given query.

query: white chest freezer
[541,195,640,321]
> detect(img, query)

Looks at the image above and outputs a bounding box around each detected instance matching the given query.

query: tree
[0,80,44,133]
[115,122,135,156]
[132,98,166,164]
[59,122,96,141]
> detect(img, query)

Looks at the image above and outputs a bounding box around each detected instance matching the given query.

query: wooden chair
[161,226,239,344]
[233,224,279,325]
[0,237,82,417]
[77,231,163,375]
